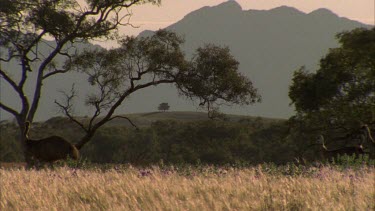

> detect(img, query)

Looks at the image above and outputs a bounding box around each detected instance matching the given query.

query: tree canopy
[0,0,160,129]
[0,0,260,153]
[57,30,260,149]
[158,103,170,112]
[289,27,375,145]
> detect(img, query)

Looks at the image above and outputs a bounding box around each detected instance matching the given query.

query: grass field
[1,165,374,210]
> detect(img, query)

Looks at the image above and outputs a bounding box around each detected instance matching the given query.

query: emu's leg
[34,160,45,170]
[48,162,55,170]
[25,154,36,170]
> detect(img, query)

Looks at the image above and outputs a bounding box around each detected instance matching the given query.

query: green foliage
[0,123,23,162]
[178,44,261,107]
[80,126,131,163]
[330,154,374,169]
[1,0,160,42]
[158,103,170,112]
[289,27,374,127]
[72,119,298,165]
[64,30,261,150]
[288,27,375,158]
[0,0,162,160]
[1,116,373,166]
[68,30,261,119]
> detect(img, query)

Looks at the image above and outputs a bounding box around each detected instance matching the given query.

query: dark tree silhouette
[289,27,375,151]
[0,1,261,157]
[158,103,170,112]
[0,0,161,161]
[56,30,261,150]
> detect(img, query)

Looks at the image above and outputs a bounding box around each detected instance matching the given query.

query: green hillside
[1,112,289,164]
[103,111,285,128]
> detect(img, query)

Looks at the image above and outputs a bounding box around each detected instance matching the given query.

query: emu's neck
[364,125,374,143]
[24,122,30,140]
[320,137,328,151]
[322,142,337,152]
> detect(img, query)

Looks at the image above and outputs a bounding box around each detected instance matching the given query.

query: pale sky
[86,0,374,47]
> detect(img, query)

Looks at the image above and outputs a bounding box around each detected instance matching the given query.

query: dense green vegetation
[0,114,285,164]
[289,27,375,148]
[2,112,372,165]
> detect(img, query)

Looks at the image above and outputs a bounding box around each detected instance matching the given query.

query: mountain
[139,1,370,118]
[0,2,371,121]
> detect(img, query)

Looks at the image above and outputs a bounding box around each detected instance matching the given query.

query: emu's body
[26,136,79,162]
[316,135,365,158]
[24,122,79,163]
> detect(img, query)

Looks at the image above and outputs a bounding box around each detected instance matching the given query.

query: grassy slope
[1,111,285,141]
[100,111,285,128]
[0,111,284,129]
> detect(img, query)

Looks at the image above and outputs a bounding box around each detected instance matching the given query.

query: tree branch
[42,69,70,79]
[27,1,144,122]
[0,67,30,119]
[75,78,176,149]
[108,115,139,130]
[55,99,88,133]
[54,85,88,133]
[0,68,20,93]
[0,102,20,117]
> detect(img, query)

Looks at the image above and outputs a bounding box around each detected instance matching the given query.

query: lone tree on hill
[0,1,261,159]
[158,103,170,112]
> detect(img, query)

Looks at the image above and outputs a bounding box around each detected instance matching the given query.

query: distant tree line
[0,118,334,165]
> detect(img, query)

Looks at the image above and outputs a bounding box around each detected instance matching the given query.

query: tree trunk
[16,120,29,164]
[75,133,95,150]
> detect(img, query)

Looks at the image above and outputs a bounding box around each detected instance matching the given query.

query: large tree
[1,0,261,156]
[56,30,261,149]
[0,0,159,148]
[288,27,375,147]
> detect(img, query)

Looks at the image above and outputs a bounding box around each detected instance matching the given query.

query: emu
[24,122,79,164]
[316,135,364,159]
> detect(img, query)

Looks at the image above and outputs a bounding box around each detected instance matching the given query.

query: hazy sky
[125,0,373,33]
[87,0,374,47]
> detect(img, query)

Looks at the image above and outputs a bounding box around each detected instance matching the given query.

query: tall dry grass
[1,165,374,210]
